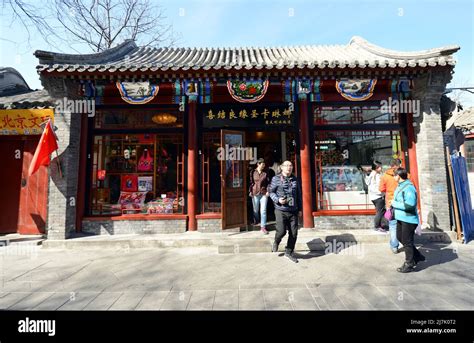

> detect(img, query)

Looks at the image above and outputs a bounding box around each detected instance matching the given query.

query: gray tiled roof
[446,107,474,131]
[0,67,31,96]
[35,36,460,73]
[0,89,54,109]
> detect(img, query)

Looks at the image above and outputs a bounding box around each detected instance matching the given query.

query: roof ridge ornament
[34,40,138,65]
[349,36,460,59]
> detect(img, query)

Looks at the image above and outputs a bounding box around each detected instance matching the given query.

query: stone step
[0,234,45,247]
[41,230,457,253]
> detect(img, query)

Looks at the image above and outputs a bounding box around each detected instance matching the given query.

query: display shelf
[91,133,184,216]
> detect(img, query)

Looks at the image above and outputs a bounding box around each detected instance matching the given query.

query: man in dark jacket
[268,160,302,263]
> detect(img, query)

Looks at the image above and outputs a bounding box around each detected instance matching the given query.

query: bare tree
[1,0,57,45]
[445,78,474,110]
[53,0,177,52]
[1,0,179,52]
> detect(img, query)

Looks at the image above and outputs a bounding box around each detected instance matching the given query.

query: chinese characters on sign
[0,109,54,135]
[203,105,294,128]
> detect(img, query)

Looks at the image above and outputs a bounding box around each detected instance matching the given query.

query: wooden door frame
[220,129,247,230]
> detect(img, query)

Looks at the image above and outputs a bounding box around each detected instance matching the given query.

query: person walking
[391,168,425,273]
[249,158,270,234]
[268,160,302,263]
[380,159,402,253]
[366,161,385,232]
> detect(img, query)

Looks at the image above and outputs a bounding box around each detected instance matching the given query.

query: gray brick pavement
[0,242,473,311]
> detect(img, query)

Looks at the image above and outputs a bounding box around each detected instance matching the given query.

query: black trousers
[275,210,298,254]
[396,220,422,264]
[371,197,385,228]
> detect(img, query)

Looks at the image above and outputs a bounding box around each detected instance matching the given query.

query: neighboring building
[33,36,459,238]
[446,107,474,207]
[0,68,54,234]
[0,67,31,97]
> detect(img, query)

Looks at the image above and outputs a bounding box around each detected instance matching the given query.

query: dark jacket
[269,173,302,212]
[249,169,270,196]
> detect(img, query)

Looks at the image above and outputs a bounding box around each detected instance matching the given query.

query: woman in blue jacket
[391,168,425,273]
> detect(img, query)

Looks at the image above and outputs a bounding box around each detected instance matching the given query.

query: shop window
[314,106,399,125]
[94,108,183,129]
[315,130,403,211]
[90,133,184,215]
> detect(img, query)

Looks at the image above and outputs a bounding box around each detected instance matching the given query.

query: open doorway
[246,131,296,230]
[200,130,296,231]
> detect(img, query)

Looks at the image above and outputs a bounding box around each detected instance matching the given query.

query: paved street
[0,241,473,310]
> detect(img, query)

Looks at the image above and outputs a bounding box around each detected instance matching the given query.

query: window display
[315,130,403,210]
[90,133,184,215]
[321,166,367,192]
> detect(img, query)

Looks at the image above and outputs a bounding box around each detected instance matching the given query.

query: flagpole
[55,151,63,178]
[46,118,62,178]
[28,118,61,178]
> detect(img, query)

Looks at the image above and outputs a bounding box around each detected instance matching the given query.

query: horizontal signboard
[201,104,295,128]
[0,109,54,135]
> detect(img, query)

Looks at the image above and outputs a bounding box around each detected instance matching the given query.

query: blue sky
[1,0,473,105]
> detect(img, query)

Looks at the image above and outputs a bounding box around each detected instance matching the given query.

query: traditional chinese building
[0,68,54,234]
[33,37,460,238]
[446,107,474,204]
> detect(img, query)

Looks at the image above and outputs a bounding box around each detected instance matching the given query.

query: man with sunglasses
[268,161,302,263]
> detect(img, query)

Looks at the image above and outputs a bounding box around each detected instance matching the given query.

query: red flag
[28,119,59,176]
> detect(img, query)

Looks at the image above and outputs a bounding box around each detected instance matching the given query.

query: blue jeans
[389,219,399,250]
[251,194,268,228]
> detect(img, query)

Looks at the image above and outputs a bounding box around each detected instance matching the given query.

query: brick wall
[46,110,82,240]
[412,71,453,231]
[82,219,187,235]
[197,219,222,233]
[314,215,373,230]
[415,110,450,231]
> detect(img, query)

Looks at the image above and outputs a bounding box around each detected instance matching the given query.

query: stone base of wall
[314,215,374,230]
[197,218,222,233]
[46,228,74,240]
[82,219,187,235]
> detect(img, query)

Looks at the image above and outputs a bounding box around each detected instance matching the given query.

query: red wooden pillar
[298,97,314,228]
[187,99,198,231]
